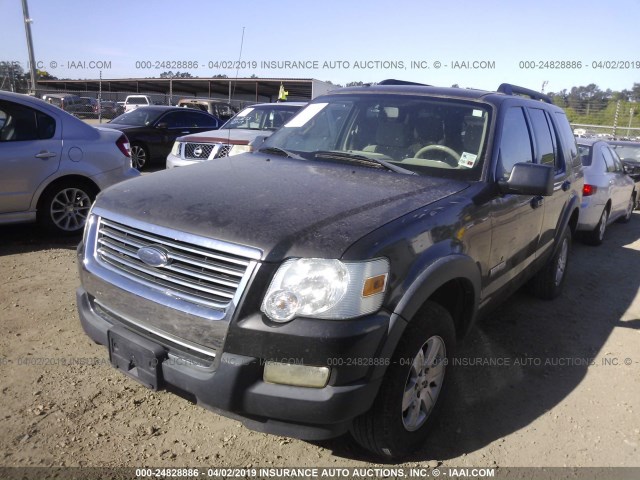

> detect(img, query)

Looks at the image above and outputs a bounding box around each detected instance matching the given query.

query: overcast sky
[2,0,639,93]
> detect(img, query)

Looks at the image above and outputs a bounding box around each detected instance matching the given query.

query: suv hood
[179,128,268,145]
[95,153,468,261]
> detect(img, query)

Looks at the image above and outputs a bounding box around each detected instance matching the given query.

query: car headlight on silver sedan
[261,258,389,322]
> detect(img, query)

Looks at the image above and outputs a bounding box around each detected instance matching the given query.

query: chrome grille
[184,143,214,159]
[214,145,231,158]
[95,218,252,309]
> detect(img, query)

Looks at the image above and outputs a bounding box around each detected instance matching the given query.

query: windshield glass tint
[224,106,301,131]
[264,95,491,178]
[110,109,161,126]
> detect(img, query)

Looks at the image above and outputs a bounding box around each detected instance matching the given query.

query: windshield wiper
[313,151,417,175]
[259,146,301,159]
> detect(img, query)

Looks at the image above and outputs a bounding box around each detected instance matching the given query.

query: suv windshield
[223,105,302,131]
[262,94,491,179]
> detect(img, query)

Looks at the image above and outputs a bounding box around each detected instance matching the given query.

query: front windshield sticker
[237,108,254,118]
[472,109,484,117]
[458,152,478,168]
[285,103,328,128]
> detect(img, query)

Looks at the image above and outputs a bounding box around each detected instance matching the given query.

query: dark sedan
[102,106,221,169]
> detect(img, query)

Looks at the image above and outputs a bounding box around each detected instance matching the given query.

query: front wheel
[350,301,455,458]
[37,180,97,235]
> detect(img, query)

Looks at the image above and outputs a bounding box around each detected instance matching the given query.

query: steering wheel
[414,145,461,165]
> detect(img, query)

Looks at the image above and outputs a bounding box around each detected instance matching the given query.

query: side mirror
[498,162,554,196]
[250,135,268,151]
[156,122,168,129]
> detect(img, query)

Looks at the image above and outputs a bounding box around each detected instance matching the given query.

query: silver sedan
[576,139,636,245]
[0,91,139,235]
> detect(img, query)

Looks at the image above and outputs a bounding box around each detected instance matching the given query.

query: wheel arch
[36,174,100,212]
[394,254,481,340]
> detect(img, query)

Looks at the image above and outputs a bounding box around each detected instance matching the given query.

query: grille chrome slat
[96,217,254,309]
[98,249,236,299]
[100,219,251,267]
[97,236,243,287]
[184,143,214,160]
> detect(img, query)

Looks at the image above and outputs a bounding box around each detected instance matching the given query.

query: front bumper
[77,258,392,440]
[165,153,204,169]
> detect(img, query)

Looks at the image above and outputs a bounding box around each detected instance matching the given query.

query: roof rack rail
[378,79,432,87]
[497,83,552,104]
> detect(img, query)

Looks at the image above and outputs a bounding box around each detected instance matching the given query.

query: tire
[583,207,608,245]
[617,194,635,224]
[37,179,97,235]
[130,143,149,170]
[530,228,571,300]
[350,301,455,459]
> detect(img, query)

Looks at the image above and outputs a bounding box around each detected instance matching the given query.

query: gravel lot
[1,214,639,470]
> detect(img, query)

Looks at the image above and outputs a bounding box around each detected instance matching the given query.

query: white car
[0,91,139,234]
[576,139,636,245]
[166,102,306,168]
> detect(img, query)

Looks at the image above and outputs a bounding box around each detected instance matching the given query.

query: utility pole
[21,0,38,95]
[628,108,635,137]
[613,100,620,137]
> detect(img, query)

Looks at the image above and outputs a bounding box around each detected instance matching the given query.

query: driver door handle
[35,151,57,159]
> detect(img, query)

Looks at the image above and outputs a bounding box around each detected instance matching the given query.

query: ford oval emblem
[137,246,170,268]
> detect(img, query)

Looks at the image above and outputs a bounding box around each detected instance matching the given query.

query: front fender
[368,254,481,382]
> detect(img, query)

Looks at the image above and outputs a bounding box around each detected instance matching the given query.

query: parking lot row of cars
[1,89,639,242]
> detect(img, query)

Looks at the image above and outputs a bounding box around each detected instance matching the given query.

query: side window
[188,112,218,128]
[36,111,56,139]
[498,107,533,178]
[527,108,556,168]
[0,100,44,142]
[554,112,580,170]
[158,112,186,128]
[605,147,623,172]
[601,146,616,173]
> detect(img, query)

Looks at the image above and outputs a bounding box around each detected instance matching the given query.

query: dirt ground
[1,215,639,471]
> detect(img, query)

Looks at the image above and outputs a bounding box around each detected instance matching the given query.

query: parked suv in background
[42,93,84,113]
[166,102,305,168]
[77,81,582,458]
[123,95,151,113]
[176,98,238,121]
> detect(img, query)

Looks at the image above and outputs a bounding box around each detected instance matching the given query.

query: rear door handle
[35,151,57,159]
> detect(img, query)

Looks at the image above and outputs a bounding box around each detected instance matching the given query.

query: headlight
[228,144,252,156]
[170,141,181,156]
[261,258,389,322]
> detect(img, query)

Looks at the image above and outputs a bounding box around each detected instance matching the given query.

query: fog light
[263,362,330,388]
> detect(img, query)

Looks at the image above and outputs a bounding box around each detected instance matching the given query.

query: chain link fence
[35,89,256,123]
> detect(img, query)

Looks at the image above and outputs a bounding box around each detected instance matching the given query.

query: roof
[36,77,332,102]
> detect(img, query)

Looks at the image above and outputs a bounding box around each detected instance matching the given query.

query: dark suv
[77,81,582,458]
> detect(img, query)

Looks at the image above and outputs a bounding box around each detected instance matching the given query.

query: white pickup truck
[123,95,151,113]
